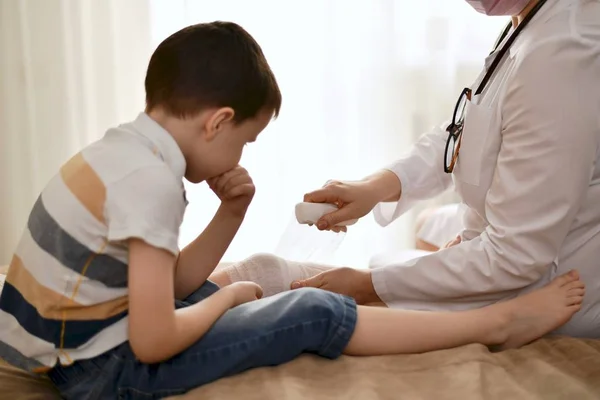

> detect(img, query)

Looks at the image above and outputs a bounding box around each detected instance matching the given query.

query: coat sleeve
[374,121,454,226]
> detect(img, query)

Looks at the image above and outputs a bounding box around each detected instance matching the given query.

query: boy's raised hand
[207,165,255,217]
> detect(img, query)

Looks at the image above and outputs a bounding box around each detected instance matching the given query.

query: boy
[0,21,585,399]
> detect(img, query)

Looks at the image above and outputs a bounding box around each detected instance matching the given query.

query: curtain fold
[0,0,153,263]
[154,0,506,266]
[0,0,506,266]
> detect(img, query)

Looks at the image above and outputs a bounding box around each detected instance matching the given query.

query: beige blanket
[1,267,599,400]
[3,337,599,400]
[170,337,600,400]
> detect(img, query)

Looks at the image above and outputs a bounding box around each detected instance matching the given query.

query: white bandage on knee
[224,253,333,297]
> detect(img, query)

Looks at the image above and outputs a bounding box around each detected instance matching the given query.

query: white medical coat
[372,0,600,338]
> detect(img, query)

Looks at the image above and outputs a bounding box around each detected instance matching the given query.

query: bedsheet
[170,337,600,400]
[1,270,599,400]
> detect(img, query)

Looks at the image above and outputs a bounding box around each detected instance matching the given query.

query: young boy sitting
[0,21,585,399]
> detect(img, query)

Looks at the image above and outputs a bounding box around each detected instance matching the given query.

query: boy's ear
[204,107,235,142]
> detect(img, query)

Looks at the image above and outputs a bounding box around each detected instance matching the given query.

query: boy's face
[184,109,273,183]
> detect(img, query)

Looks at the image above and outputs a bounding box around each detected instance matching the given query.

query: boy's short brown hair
[145,21,281,122]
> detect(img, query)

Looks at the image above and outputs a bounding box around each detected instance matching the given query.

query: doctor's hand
[304,170,401,231]
[304,181,378,231]
[290,267,382,305]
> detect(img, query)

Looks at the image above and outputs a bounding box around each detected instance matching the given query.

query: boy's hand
[224,281,264,307]
[207,165,255,217]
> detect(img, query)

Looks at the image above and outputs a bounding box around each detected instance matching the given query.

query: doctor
[296,0,600,338]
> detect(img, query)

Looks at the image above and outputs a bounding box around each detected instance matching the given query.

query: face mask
[465,0,532,16]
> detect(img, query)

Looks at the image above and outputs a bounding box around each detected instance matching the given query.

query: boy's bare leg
[209,253,335,297]
[363,301,388,308]
[343,270,585,355]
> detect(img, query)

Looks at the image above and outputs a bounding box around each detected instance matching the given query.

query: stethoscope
[479,0,548,95]
[443,0,548,173]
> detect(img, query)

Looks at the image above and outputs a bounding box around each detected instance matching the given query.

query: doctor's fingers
[290,271,326,290]
[307,223,346,233]
[304,188,338,204]
[323,179,343,188]
[316,202,362,230]
[304,183,351,205]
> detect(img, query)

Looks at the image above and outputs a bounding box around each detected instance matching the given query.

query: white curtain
[0,0,153,263]
[0,0,507,267]
[150,0,507,267]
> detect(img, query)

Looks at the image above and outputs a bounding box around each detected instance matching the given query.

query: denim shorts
[47,281,357,399]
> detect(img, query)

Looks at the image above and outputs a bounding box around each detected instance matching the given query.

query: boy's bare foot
[488,270,585,350]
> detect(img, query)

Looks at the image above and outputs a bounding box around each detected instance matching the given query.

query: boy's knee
[238,252,289,276]
[224,253,290,296]
[284,288,344,321]
[244,253,284,268]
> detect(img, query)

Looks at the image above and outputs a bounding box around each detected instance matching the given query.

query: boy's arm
[174,206,244,299]
[106,165,261,363]
[174,166,254,299]
[128,239,262,364]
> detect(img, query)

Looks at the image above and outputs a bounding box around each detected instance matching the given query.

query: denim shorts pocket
[49,353,120,400]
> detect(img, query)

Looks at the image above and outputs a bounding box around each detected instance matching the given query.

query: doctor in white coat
[297,0,600,338]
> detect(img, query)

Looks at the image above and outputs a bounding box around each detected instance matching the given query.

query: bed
[1,268,599,400]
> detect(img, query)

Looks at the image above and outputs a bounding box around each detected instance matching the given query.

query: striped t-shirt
[0,113,187,372]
